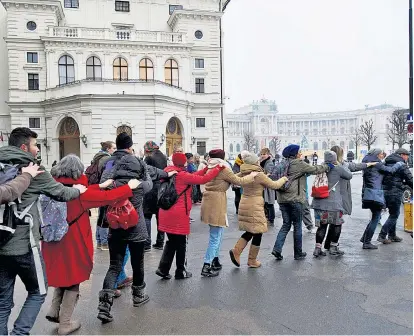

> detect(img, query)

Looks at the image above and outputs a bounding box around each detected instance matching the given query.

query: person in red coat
[42,154,141,335]
[156,152,223,280]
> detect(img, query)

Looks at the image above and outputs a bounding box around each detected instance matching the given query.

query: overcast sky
[222,0,410,114]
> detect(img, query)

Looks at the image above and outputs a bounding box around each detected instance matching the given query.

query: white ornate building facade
[0,0,226,166]
[226,99,398,159]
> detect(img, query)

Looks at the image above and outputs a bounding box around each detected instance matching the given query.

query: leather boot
[132,283,150,307]
[229,238,248,267]
[247,245,261,268]
[46,287,64,323]
[97,289,114,324]
[57,290,81,335]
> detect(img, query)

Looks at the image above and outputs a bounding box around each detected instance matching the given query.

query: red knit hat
[209,149,225,160]
[172,153,187,166]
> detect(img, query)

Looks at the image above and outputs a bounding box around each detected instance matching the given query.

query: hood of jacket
[240,163,263,175]
[113,154,145,181]
[362,154,381,163]
[92,151,110,164]
[207,158,231,169]
[0,146,36,165]
[55,175,89,187]
[385,153,404,165]
[260,156,271,168]
[324,151,337,164]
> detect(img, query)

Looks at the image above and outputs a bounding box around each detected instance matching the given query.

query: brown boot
[46,288,64,323]
[247,245,262,268]
[57,289,81,335]
[229,238,248,267]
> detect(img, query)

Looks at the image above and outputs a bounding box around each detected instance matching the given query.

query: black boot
[175,269,193,279]
[211,257,222,271]
[294,252,307,260]
[132,284,150,307]
[201,263,219,277]
[97,290,114,324]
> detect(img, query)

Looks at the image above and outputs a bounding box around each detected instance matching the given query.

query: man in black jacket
[378,148,413,243]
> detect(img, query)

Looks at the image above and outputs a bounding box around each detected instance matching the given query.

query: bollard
[404,201,413,233]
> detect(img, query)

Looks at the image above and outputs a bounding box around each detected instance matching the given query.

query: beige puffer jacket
[237,164,288,234]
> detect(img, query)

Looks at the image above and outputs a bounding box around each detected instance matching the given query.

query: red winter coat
[42,175,133,288]
[159,166,222,235]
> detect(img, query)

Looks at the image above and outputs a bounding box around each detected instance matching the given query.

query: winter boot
[329,244,345,256]
[271,250,283,260]
[363,242,378,249]
[132,284,150,307]
[229,238,248,267]
[389,235,403,243]
[294,252,307,260]
[46,288,64,323]
[247,245,262,268]
[313,246,326,258]
[211,257,222,271]
[175,269,193,279]
[57,290,81,335]
[201,263,219,277]
[97,290,114,324]
[377,235,392,244]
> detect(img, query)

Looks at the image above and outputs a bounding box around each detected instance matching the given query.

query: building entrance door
[59,117,80,159]
[166,117,183,157]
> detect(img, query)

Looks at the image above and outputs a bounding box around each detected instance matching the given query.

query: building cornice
[1,0,65,22]
[168,10,223,30]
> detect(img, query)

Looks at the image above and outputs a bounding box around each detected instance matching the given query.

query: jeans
[302,199,313,229]
[264,203,275,223]
[361,209,382,243]
[204,226,224,264]
[115,247,130,288]
[273,203,303,254]
[96,226,109,245]
[103,239,145,290]
[0,252,47,335]
[380,194,402,238]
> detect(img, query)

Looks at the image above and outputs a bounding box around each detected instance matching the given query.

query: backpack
[39,196,85,242]
[106,198,138,230]
[311,173,339,199]
[157,176,190,211]
[85,159,103,185]
[0,163,36,247]
[269,159,291,192]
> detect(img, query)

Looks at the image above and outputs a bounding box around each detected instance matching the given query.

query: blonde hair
[330,145,344,163]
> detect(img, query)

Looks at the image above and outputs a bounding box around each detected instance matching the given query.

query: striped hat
[144,141,159,153]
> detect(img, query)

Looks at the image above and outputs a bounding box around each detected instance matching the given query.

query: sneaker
[363,243,378,250]
[117,276,133,289]
[114,289,122,299]
[211,257,222,271]
[201,264,219,277]
[152,243,164,250]
[271,250,283,260]
[294,252,307,260]
[313,247,326,257]
[329,245,345,256]
[100,244,109,251]
[389,236,403,243]
[377,236,392,244]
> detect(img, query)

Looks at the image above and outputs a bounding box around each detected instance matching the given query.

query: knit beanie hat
[144,141,159,153]
[282,144,300,158]
[241,150,259,165]
[185,153,193,159]
[116,132,133,150]
[172,153,187,166]
[324,150,337,164]
[209,149,225,160]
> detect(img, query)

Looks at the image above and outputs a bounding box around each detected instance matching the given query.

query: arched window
[139,58,154,81]
[313,142,318,150]
[165,59,179,86]
[117,125,132,137]
[331,141,336,148]
[322,141,327,150]
[113,57,128,81]
[229,144,234,153]
[236,143,241,152]
[58,55,75,85]
[349,140,355,149]
[340,141,345,148]
[86,56,102,80]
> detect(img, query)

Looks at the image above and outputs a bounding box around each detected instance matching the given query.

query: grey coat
[261,157,275,204]
[311,165,353,213]
[340,162,367,215]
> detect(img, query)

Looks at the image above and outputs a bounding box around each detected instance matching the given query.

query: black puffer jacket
[100,150,153,242]
[382,153,413,195]
[143,150,168,216]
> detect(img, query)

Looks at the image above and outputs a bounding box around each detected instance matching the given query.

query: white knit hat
[241,151,259,165]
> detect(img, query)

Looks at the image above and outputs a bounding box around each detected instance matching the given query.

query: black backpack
[157,176,190,211]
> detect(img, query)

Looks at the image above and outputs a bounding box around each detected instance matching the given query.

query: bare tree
[350,128,361,160]
[269,137,281,155]
[359,119,378,151]
[243,131,257,152]
[386,109,409,149]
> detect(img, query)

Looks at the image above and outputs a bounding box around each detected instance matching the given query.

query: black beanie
[116,132,133,150]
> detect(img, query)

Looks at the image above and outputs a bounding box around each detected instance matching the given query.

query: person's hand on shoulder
[21,162,43,178]
[73,184,87,194]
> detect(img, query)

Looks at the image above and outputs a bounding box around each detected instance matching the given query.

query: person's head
[209,149,226,160]
[194,154,200,163]
[174,146,183,154]
[324,150,338,165]
[282,144,300,159]
[172,153,187,167]
[101,141,116,155]
[241,150,260,166]
[331,145,344,163]
[304,156,308,160]
[8,127,39,158]
[203,153,209,161]
[144,141,159,156]
[260,147,271,161]
[116,132,134,154]
[395,148,410,162]
[368,148,385,160]
[51,154,84,180]
[185,153,194,164]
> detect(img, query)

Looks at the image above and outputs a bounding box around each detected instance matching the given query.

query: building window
[195,78,205,93]
[36,144,42,161]
[313,142,318,150]
[29,117,41,129]
[196,118,206,128]
[331,141,336,147]
[58,55,75,85]
[169,4,183,14]
[165,59,179,87]
[139,58,154,81]
[349,140,355,149]
[113,57,128,81]
[229,143,234,153]
[27,52,38,63]
[236,144,241,152]
[26,21,36,31]
[340,141,345,148]
[195,30,203,39]
[115,1,130,12]
[86,56,102,80]
[322,141,327,150]
[196,141,206,155]
[28,74,39,90]
[64,0,79,8]
[195,58,204,69]
[117,125,132,137]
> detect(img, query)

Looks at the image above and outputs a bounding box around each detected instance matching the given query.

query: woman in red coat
[42,154,141,335]
[156,153,223,280]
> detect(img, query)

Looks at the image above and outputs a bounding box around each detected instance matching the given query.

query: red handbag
[106,199,138,230]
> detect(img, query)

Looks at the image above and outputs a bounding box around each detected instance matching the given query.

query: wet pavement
[8,175,413,335]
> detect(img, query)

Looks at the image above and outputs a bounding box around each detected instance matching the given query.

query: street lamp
[160,134,165,146]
